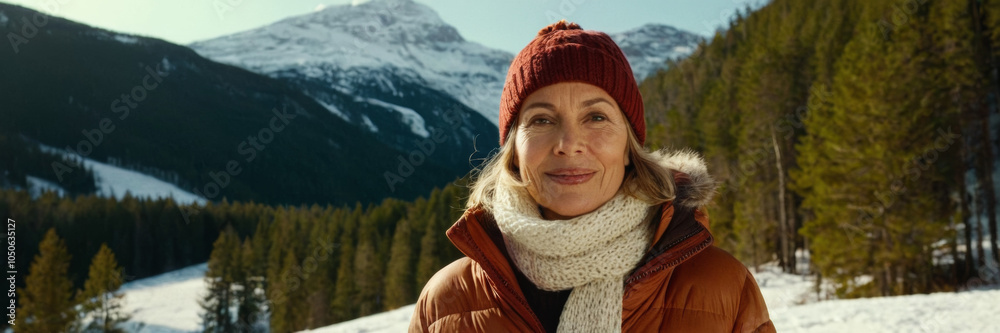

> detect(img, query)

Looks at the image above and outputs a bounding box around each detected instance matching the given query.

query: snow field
[34,144,205,205]
[116,260,1000,332]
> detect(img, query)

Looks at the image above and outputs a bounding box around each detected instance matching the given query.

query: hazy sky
[2,0,763,54]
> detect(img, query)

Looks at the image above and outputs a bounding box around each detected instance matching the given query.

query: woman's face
[514,82,630,220]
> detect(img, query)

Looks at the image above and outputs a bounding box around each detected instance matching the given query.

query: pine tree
[330,209,358,322]
[264,207,291,313]
[15,228,78,333]
[927,0,994,283]
[269,250,306,332]
[303,217,334,329]
[384,218,414,310]
[77,244,130,333]
[968,0,1000,268]
[199,227,240,333]
[235,237,265,333]
[353,218,384,317]
[250,218,271,286]
[414,214,442,293]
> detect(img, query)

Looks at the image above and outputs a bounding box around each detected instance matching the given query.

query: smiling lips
[545,168,597,185]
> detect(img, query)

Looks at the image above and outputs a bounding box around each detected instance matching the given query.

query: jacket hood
[650,148,717,208]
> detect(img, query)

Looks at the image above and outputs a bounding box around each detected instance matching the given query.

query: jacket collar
[446,149,718,304]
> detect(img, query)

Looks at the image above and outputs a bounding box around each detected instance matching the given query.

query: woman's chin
[532,183,614,219]
[539,198,600,220]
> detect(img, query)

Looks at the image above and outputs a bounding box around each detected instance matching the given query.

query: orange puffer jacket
[410,164,775,332]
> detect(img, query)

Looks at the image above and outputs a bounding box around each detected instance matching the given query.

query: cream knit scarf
[492,184,656,333]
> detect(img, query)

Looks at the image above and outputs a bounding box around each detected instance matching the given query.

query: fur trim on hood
[650,149,717,209]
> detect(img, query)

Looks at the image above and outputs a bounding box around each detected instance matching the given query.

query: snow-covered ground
[33,144,205,205]
[117,259,1000,333]
[772,287,1000,332]
[752,263,1000,333]
[304,305,414,333]
[25,175,67,198]
[119,263,208,333]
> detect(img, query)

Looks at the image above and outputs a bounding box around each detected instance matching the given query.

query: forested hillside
[641,0,1000,297]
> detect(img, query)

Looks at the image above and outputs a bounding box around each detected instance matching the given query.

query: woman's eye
[590,114,607,121]
[531,118,553,125]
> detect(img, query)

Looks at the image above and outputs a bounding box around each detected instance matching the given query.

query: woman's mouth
[545,169,596,185]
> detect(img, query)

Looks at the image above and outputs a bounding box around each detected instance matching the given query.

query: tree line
[641,0,1000,297]
[2,179,468,332]
[197,184,467,332]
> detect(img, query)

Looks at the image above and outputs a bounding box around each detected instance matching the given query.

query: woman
[410,21,774,333]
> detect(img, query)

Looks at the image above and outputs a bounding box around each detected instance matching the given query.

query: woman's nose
[554,123,585,156]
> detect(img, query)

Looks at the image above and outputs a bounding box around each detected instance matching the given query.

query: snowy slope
[773,288,1000,332]
[362,98,430,137]
[758,259,1000,332]
[118,259,1000,333]
[35,144,205,205]
[25,175,67,198]
[303,305,414,333]
[119,263,207,333]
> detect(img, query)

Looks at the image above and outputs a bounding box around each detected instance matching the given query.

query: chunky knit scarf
[492,184,656,333]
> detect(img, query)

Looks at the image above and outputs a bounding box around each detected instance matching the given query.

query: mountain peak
[629,23,683,34]
[350,0,414,6]
[300,0,462,44]
[609,23,702,81]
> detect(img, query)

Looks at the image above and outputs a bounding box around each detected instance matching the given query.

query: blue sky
[3,0,763,54]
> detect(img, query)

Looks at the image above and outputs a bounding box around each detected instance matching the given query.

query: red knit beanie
[499,20,645,145]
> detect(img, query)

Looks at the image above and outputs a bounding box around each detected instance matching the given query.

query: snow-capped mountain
[191,0,503,168]
[190,0,510,123]
[190,0,701,133]
[609,23,702,81]
[0,2,467,206]
[193,0,511,117]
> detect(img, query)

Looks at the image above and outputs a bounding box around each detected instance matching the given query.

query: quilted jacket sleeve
[733,273,776,333]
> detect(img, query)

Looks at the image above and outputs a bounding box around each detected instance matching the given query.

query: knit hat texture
[499,20,645,145]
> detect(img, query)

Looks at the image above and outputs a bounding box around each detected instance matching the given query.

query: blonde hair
[467,123,676,213]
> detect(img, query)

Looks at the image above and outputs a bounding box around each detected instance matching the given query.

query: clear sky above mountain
[2,0,762,54]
